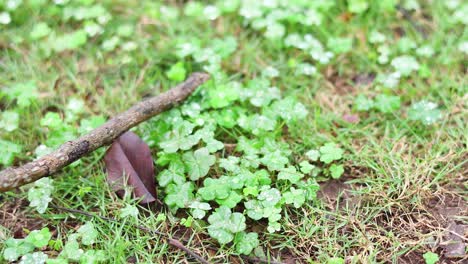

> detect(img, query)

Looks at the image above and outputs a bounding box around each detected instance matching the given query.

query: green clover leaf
[374,94,401,113]
[260,150,289,171]
[422,252,439,264]
[267,221,281,233]
[297,179,320,200]
[198,177,231,201]
[205,138,224,153]
[181,216,194,227]
[3,238,35,262]
[156,213,167,222]
[189,201,211,219]
[218,0,241,13]
[268,97,308,122]
[327,37,353,54]
[244,200,264,220]
[227,171,250,189]
[166,62,187,82]
[80,250,107,263]
[60,236,83,261]
[264,206,282,222]
[46,258,68,264]
[101,36,120,52]
[116,24,134,37]
[157,159,186,187]
[77,222,98,246]
[2,81,39,108]
[219,156,240,172]
[236,136,262,155]
[247,84,281,107]
[159,121,199,153]
[19,252,48,264]
[45,126,76,148]
[207,206,246,244]
[216,190,243,208]
[51,30,88,52]
[258,187,281,207]
[408,100,443,125]
[299,161,315,174]
[397,37,417,53]
[207,81,241,108]
[40,112,63,129]
[211,36,238,58]
[319,143,344,164]
[391,56,420,76]
[164,182,195,211]
[0,111,19,132]
[240,155,260,169]
[30,22,52,40]
[181,102,202,118]
[330,164,344,179]
[305,149,320,161]
[243,186,259,197]
[79,116,106,134]
[239,114,276,135]
[27,178,54,214]
[277,167,304,184]
[348,0,369,13]
[283,187,306,208]
[261,138,292,156]
[234,232,259,255]
[63,4,109,21]
[184,2,204,17]
[120,204,139,219]
[183,148,215,181]
[25,228,52,248]
[244,169,271,187]
[354,95,374,111]
[66,98,85,115]
[211,107,242,128]
[328,257,345,264]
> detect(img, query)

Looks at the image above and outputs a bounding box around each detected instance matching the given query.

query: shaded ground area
[1,199,47,239]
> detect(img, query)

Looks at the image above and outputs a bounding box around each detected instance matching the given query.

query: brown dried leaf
[104,131,156,204]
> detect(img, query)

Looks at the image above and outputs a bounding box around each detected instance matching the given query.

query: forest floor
[0,1,466,263]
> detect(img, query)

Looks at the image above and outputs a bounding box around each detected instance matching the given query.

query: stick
[0,73,210,192]
[50,205,210,264]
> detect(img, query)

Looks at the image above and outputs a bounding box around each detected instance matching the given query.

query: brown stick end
[190,72,211,84]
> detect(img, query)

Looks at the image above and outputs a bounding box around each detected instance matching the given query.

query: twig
[0,73,210,192]
[50,205,209,264]
[51,205,285,264]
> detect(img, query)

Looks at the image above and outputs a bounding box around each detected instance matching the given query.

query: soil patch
[0,198,46,238]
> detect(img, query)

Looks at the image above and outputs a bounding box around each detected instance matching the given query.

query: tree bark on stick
[0,72,210,192]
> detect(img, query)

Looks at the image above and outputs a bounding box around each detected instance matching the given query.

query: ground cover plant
[1,0,467,263]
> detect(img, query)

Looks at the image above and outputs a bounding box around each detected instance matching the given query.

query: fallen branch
[0,73,210,192]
